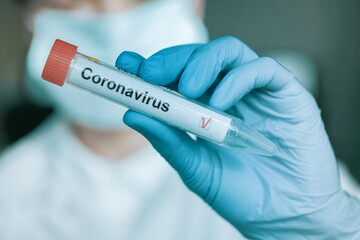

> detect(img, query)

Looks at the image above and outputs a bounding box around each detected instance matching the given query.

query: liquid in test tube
[41,39,277,156]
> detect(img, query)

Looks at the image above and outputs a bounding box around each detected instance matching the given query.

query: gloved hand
[116,36,360,239]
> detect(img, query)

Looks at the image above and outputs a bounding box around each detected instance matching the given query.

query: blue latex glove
[116,36,360,239]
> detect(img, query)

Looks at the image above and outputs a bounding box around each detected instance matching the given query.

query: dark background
[204,0,360,180]
[0,0,359,179]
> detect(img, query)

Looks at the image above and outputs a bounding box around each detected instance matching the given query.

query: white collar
[43,114,173,199]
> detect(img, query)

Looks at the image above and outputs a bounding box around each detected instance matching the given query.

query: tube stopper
[42,39,78,86]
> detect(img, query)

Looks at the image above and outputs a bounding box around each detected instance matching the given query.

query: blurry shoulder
[0,116,56,190]
[339,160,360,199]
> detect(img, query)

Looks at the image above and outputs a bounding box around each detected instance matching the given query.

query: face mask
[25,0,208,131]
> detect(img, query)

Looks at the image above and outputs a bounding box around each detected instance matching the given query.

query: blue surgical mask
[25,0,208,130]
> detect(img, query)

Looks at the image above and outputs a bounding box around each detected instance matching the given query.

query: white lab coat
[0,116,359,240]
[0,115,243,240]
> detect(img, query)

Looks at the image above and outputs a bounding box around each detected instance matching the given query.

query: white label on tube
[68,56,231,143]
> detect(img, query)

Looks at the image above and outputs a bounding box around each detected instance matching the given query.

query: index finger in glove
[139,36,258,99]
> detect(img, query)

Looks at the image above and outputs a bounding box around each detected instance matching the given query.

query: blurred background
[0,0,359,179]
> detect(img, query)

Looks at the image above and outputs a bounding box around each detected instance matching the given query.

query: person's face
[23,0,204,15]
[21,0,205,39]
[18,0,144,40]
[23,0,208,131]
[26,0,149,13]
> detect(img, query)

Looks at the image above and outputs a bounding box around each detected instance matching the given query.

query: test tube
[42,39,277,156]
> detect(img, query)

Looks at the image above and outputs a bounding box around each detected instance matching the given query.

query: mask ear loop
[191,0,206,19]
[21,8,46,43]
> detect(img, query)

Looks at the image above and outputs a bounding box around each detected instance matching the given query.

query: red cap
[41,39,78,86]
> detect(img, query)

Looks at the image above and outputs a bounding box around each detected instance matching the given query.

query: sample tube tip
[222,118,277,156]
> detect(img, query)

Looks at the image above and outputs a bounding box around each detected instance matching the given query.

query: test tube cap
[42,39,78,86]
